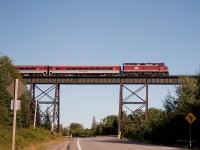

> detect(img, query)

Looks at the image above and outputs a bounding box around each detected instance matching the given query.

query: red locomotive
[123,63,169,76]
[14,63,169,77]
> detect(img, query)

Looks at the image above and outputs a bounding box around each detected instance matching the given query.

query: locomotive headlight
[134,67,139,70]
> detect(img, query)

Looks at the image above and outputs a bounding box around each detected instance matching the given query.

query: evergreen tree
[0,56,15,126]
[43,107,51,130]
[0,55,35,127]
[91,116,98,136]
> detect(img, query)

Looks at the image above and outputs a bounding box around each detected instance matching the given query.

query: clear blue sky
[0,1,200,128]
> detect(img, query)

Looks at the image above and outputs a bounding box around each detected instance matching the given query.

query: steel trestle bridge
[24,75,198,138]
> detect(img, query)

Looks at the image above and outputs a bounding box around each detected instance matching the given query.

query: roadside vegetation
[0,55,62,149]
[0,126,61,150]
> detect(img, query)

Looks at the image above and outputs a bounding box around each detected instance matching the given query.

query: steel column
[145,82,148,119]
[118,80,123,139]
[57,84,60,131]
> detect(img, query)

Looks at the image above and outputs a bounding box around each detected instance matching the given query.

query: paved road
[45,140,70,150]
[67,137,186,150]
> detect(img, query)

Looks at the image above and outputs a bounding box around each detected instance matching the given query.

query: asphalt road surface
[66,137,186,150]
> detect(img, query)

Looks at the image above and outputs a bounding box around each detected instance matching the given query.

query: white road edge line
[77,138,82,150]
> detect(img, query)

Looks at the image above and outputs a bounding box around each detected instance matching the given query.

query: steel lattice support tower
[30,83,60,131]
[118,80,149,139]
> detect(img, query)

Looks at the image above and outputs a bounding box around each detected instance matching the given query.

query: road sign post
[7,79,26,150]
[33,100,38,129]
[12,79,18,150]
[185,112,197,149]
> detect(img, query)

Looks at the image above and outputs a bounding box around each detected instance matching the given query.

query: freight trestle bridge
[23,75,198,138]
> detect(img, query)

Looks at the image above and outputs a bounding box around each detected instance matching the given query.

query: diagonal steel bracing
[118,81,148,138]
[30,83,60,131]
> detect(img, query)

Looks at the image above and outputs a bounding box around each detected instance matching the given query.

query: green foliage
[121,75,200,148]
[122,124,136,139]
[43,107,52,130]
[69,123,84,137]
[100,115,118,135]
[0,125,58,150]
[143,108,166,142]
[142,76,200,146]
[91,116,98,136]
[0,55,33,128]
[175,77,198,115]
[91,115,118,136]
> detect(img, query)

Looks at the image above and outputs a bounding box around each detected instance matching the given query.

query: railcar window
[72,68,77,70]
[78,68,83,70]
[31,68,35,70]
[96,68,100,70]
[56,68,60,70]
[108,68,112,70]
[84,68,89,70]
[102,68,107,70]
[90,68,95,70]
[66,68,71,70]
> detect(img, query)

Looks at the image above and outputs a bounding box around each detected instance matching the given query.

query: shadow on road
[93,137,186,149]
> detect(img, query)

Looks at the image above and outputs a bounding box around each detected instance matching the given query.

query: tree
[43,107,51,130]
[161,76,200,145]
[101,115,118,135]
[69,123,84,137]
[143,108,165,142]
[175,77,198,115]
[0,55,33,127]
[0,56,15,126]
[91,116,98,136]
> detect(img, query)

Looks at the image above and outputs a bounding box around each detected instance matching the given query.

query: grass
[0,125,63,150]
[22,136,71,150]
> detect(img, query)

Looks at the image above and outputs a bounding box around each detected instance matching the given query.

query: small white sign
[11,100,21,110]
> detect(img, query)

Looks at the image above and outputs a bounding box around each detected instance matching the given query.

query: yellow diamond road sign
[185,112,197,124]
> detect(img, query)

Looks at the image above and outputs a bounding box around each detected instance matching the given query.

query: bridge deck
[23,75,198,84]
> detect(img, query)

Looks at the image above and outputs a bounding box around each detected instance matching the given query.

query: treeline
[61,115,118,137]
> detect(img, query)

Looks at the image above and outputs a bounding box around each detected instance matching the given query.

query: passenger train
[14,63,169,77]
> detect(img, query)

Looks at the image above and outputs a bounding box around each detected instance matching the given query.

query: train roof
[14,65,48,67]
[123,63,166,65]
[49,65,120,67]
